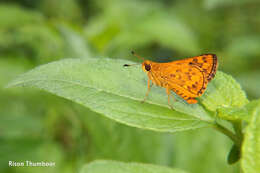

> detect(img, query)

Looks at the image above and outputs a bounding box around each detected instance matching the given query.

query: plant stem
[212,123,241,147]
[233,120,243,141]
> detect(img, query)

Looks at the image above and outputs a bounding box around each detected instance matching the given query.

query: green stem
[212,123,241,147]
[233,120,243,141]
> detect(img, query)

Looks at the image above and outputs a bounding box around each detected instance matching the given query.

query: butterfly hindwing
[164,64,204,103]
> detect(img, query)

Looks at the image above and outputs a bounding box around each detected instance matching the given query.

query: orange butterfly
[124,51,218,108]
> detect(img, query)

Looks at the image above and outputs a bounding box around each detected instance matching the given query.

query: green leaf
[217,100,260,123]
[200,71,249,111]
[80,160,188,173]
[242,100,260,173]
[7,58,213,133]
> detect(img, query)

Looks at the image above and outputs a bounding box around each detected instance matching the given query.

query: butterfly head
[130,51,152,72]
[142,61,152,72]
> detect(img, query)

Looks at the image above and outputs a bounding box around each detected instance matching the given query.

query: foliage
[1,0,260,173]
[6,55,260,172]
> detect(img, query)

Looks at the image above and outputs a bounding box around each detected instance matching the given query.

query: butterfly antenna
[123,51,144,67]
[123,63,140,67]
[131,51,145,61]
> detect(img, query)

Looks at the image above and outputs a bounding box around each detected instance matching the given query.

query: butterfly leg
[166,87,174,109]
[142,78,153,103]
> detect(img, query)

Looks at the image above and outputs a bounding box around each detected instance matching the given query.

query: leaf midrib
[8,77,211,122]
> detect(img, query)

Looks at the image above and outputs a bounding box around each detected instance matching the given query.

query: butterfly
[124,51,218,108]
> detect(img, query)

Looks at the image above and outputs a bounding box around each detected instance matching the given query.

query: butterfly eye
[145,64,151,71]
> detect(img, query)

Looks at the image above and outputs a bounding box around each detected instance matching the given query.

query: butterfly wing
[151,54,218,104]
[187,54,218,82]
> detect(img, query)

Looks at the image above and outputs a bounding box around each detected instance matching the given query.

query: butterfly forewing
[187,54,218,82]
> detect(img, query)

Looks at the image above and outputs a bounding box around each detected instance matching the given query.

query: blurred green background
[1,0,260,173]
